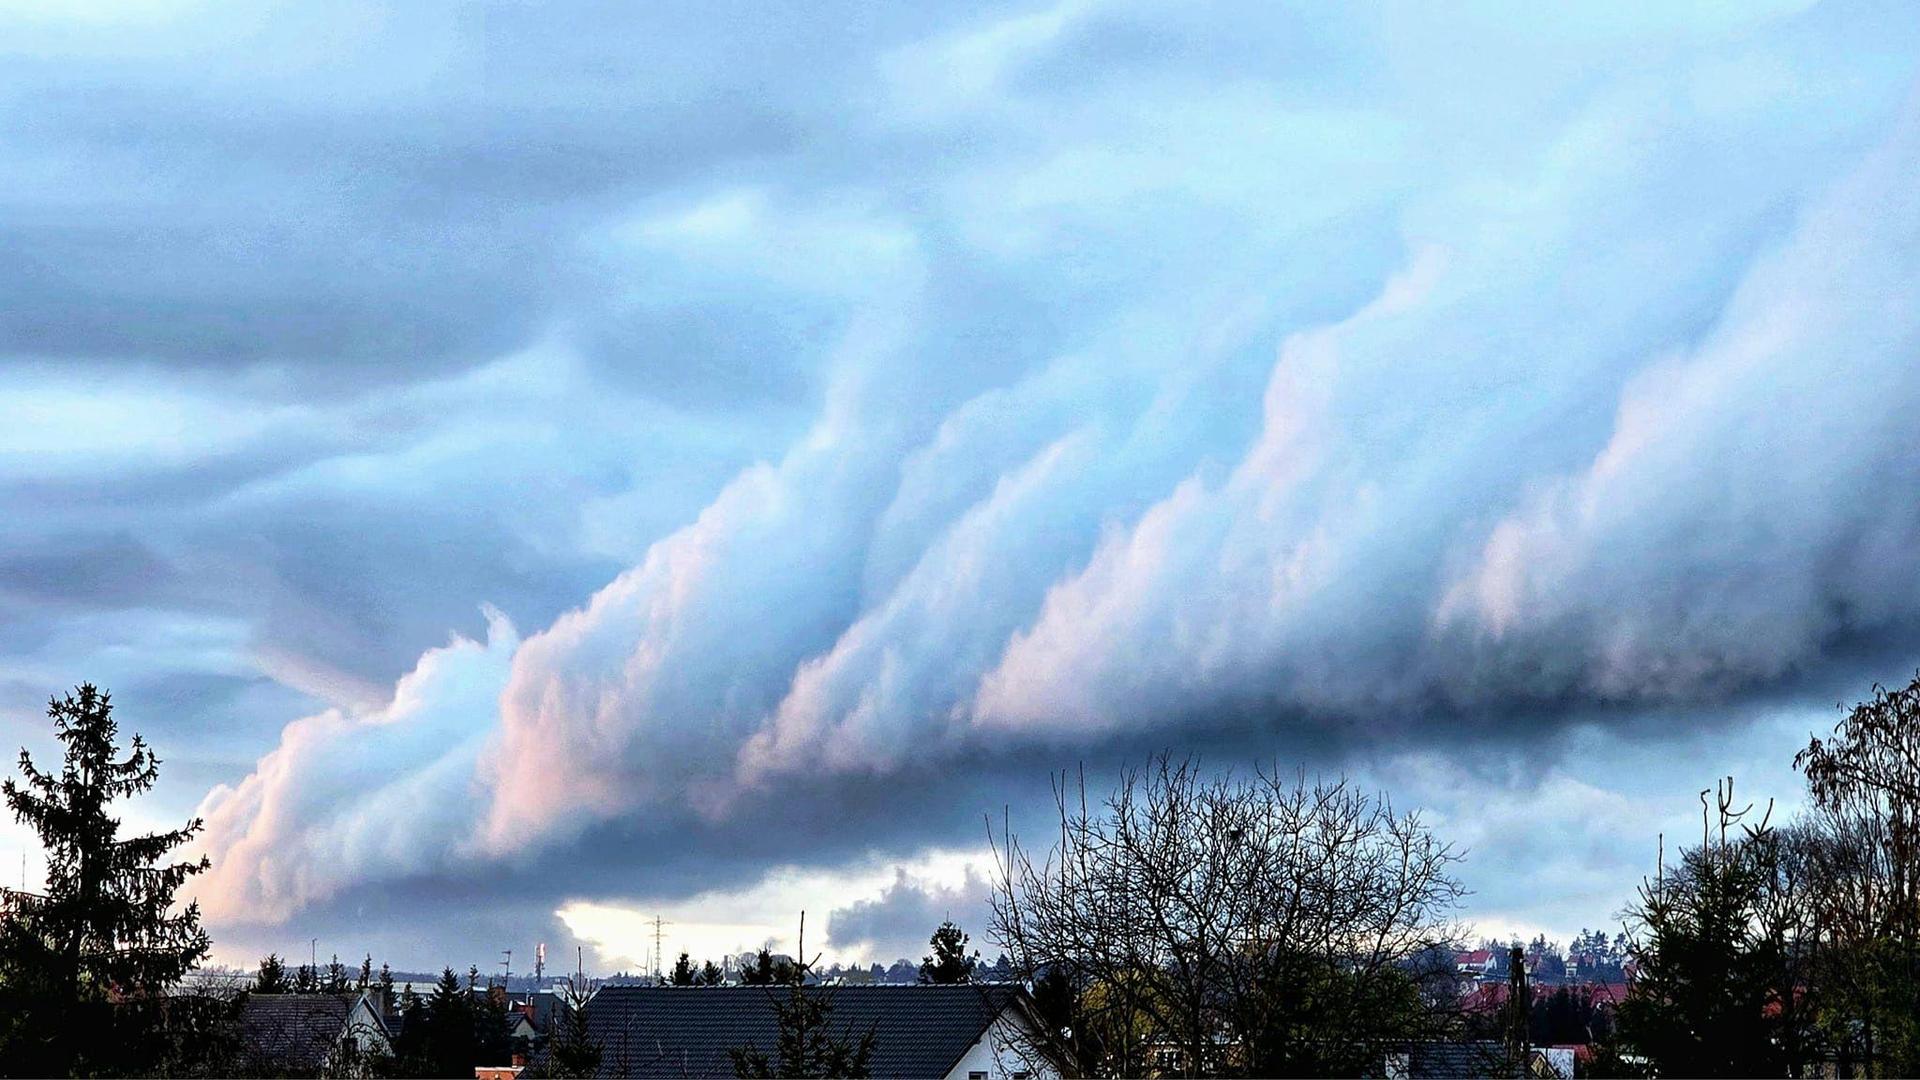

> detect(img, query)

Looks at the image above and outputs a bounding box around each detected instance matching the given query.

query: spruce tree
[917,920,977,984]
[255,952,289,993]
[730,985,876,1078]
[544,985,603,1078]
[2,684,211,998]
[0,684,214,1073]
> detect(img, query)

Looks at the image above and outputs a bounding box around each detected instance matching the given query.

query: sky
[4,0,1920,975]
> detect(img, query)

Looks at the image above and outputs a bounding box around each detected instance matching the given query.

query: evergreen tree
[359,952,373,991]
[918,920,977,984]
[699,959,726,985]
[0,684,212,1073]
[741,948,796,986]
[1616,783,1817,1077]
[730,984,876,1078]
[294,961,317,993]
[326,952,347,993]
[671,951,697,986]
[422,965,477,1077]
[254,952,289,993]
[541,986,602,1079]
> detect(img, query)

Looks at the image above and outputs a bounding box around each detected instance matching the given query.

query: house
[237,990,392,1076]
[583,984,1064,1079]
[1454,949,1501,976]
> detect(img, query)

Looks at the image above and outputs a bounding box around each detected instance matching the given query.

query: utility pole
[1504,945,1530,1072]
[310,938,317,974]
[502,949,513,991]
[535,942,545,986]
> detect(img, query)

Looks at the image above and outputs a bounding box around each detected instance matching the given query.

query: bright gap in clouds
[557,849,987,970]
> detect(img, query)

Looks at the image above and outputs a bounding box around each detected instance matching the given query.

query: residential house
[237,990,392,1076]
[583,984,1063,1079]
[1455,949,1502,978]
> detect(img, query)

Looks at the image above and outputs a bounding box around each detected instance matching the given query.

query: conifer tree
[0,684,214,1073]
[543,985,603,1078]
[255,952,289,993]
[918,920,978,984]
[730,985,876,1078]
[2,684,211,997]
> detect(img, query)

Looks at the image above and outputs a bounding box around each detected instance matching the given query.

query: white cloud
[133,2,1920,956]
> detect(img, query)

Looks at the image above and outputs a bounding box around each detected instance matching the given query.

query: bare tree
[988,755,1465,1078]
[1796,675,1920,1073]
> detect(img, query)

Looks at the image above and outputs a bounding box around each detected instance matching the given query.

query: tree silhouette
[730,985,876,1078]
[671,951,697,986]
[918,920,978,984]
[0,684,213,1072]
[254,952,289,993]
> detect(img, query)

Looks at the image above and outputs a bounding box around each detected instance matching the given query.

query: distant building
[1455,949,1502,977]
[583,984,1063,1079]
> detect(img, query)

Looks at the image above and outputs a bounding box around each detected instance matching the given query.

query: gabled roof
[237,993,360,1072]
[585,984,1029,1078]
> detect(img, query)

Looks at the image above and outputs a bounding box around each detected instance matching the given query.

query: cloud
[826,866,996,964]
[3,1,1918,966]
[195,609,517,923]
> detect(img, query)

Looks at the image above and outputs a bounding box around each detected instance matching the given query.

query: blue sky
[4,0,1920,971]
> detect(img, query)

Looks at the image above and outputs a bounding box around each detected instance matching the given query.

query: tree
[431,966,472,1064]
[700,959,727,986]
[918,920,977,984]
[1796,674,1920,1074]
[730,984,876,1078]
[359,953,374,992]
[326,952,348,994]
[255,952,290,993]
[671,952,697,986]
[989,755,1465,1077]
[0,684,213,1073]
[537,985,602,1079]
[740,948,801,986]
[295,961,318,993]
[1614,778,1820,1078]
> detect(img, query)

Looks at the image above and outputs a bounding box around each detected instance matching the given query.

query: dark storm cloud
[826,868,993,963]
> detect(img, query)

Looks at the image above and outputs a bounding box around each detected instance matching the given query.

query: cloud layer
[3,1,1919,963]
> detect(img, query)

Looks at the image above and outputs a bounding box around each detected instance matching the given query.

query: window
[968,1072,988,1080]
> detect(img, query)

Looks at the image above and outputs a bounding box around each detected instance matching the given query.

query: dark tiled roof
[238,993,355,1072]
[586,984,1026,1078]
[1388,1041,1531,1078]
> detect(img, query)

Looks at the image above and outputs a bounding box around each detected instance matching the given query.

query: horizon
[5,1,1920,979]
